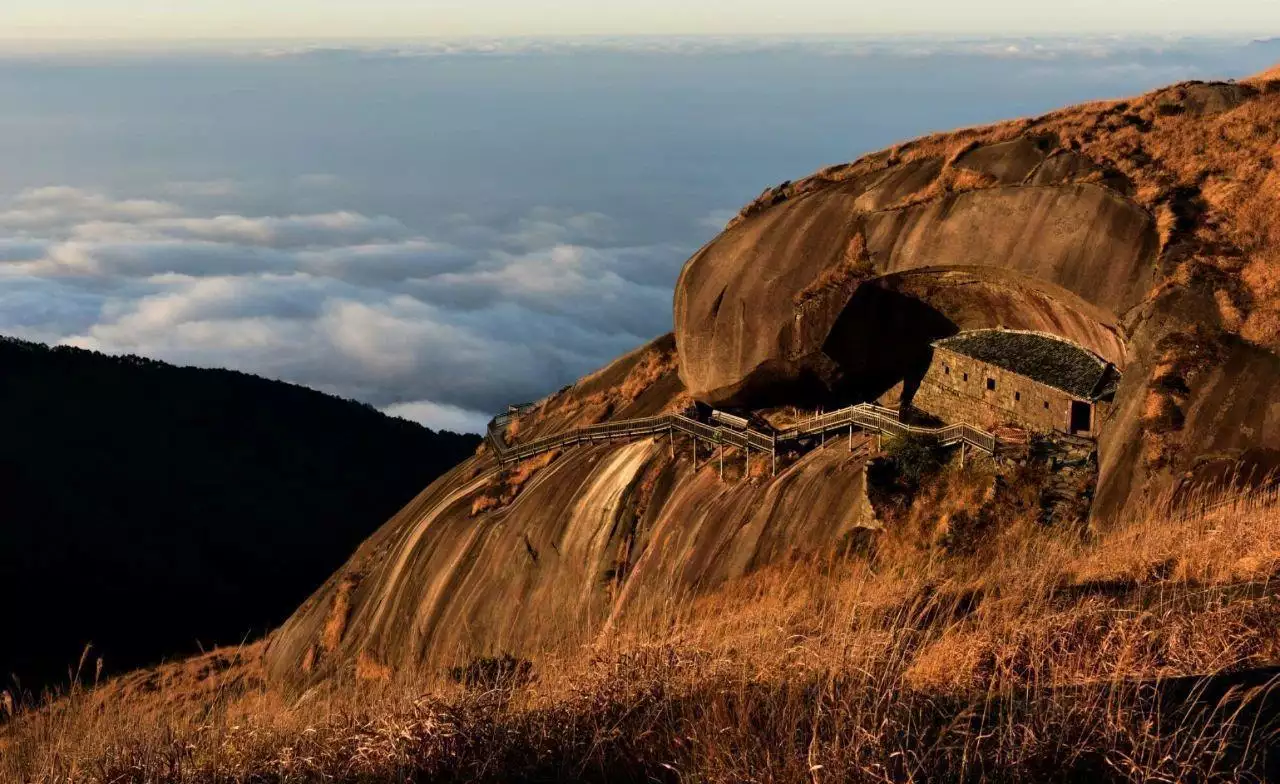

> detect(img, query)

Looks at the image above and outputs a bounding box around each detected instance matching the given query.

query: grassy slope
[7,480,1280,783]
[0,337,479,692]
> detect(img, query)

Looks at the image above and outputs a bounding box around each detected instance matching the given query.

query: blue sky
[0,38,1275,432]
[2,1,1279,40]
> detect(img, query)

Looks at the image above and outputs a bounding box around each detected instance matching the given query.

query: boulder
[675,176,1157,408]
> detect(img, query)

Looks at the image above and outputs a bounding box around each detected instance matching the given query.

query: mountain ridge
[0,336,479,692]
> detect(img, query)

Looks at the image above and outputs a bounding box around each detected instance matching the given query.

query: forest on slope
[0,337,479,693]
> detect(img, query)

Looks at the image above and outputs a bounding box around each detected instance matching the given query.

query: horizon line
[0,32,1269,55]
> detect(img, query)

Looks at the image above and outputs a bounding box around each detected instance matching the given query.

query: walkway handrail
[487,411,776,465]
[711,410,751,430]
[487,402,998,468]
[778,404,997,454]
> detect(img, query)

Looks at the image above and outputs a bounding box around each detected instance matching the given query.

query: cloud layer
[245,35,1267,62]
[0,186,690,432]
[1,39,1267,433]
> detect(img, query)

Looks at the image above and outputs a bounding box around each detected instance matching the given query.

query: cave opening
[819,284,960,409]
[811,266,1128,418]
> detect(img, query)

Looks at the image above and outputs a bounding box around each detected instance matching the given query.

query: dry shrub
[448,655,534,691]
[470,449,563,517]
[747,451,773,481]
[887,163,1001,210]
[1215,287,1246,330]
[470,492,501,517]
[534,342,680,438]
[9,489,1280,783]
[617,346,676,402]
[321,577,356,654]
[1245,63,1280,83]
[355,652,393,683]
[794,233,875,307]
[1142,389,1185,433]
[505,449,559,494]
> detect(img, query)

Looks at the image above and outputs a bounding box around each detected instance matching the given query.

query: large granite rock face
[267,77,1280,689]
[266,340,878,689]
[673,115,1280,526]
[674,169,1158,408]
[267,419,880,688]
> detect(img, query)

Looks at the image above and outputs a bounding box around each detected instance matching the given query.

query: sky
[2,1,1280,40]
[0,37,1276,433]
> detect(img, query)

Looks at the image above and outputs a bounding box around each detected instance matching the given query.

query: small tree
[884,433,943,491]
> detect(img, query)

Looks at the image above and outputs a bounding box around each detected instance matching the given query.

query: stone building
[912,329,1119,437]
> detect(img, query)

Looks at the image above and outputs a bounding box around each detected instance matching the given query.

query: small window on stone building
[1044,401,1050,410]
[963,372,968,382]
[986,378,996,391]
[944,365,950,375]
[1015,391,1021,402]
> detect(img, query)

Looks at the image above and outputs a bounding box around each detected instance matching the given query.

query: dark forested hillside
[0,337,479,693]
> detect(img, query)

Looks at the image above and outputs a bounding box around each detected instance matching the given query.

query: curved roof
[933,329,1114,400]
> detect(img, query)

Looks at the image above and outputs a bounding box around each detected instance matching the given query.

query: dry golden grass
[8,485,1280,783]
[470,449,563,516]
[468,492,501,517]
[1245,62,1280,84]
[321,578,355,654]
[887,162,1001,209]
[519,343,682,443]
[617,345,675,402]
[794,233,875,307]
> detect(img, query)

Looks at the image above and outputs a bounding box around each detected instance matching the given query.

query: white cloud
[382,400,491,434]
[0,187,181,230]
[3,186,683,414]
[147,212,412,247]
[60,211,411,248]
[297,239,475,284]
[231,35,1239,63]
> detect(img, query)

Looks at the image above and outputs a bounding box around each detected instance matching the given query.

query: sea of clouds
[0,37,1274,432]
[0,184,691,433]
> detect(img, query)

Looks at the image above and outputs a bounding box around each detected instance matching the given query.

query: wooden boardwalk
[487,401,999,472]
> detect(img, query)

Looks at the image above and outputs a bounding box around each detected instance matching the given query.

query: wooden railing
[778,404,998,455]
[487,400,999,469]
[486,411,775,466]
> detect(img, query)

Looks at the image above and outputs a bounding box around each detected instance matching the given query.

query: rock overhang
[674,166,1155,409]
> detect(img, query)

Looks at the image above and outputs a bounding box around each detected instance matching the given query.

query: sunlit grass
[6,485,1280,782]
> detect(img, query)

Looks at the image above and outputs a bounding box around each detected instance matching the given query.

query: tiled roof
[933,329,1113,400]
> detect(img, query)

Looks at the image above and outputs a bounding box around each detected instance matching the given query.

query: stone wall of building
[912,346,1093,434]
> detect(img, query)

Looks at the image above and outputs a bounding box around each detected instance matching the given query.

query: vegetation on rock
[7,487,1280,783]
